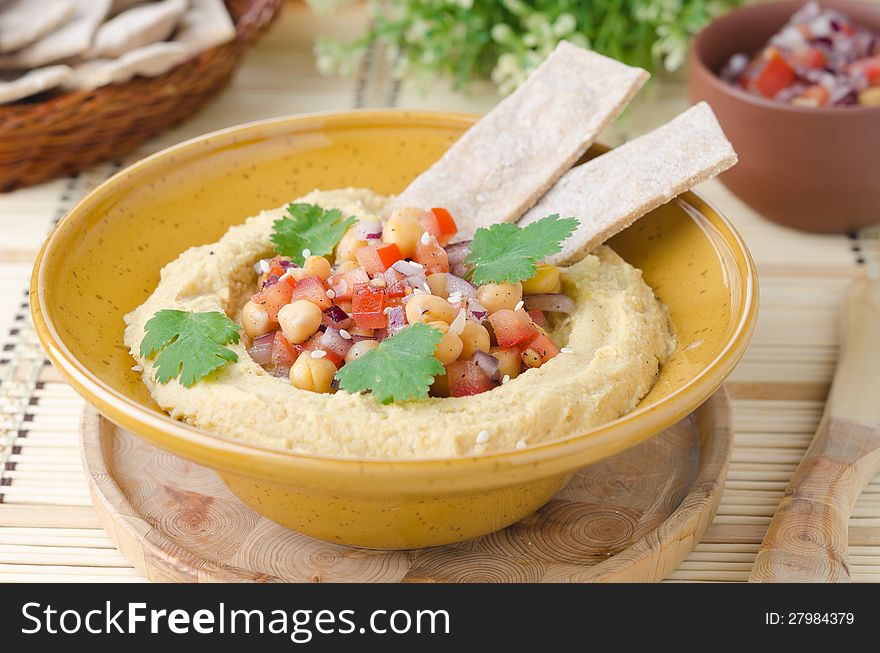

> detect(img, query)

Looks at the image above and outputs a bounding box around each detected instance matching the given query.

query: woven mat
[2,3,879,583]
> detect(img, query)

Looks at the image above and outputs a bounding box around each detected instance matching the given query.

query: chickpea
[277,300,322,344]
[491,346,521,380]
[428,321,463,364]
[458,321,490,359]
[383,207,425,258]
[344,339,379,363]
[522,263,561,294]
[405,293,456,324]
[289,355,337,393]
[476,282,523,314]
[336,226,367,262]
[335,260,360,274]
[521,347,542,368]
[241,300,273,339]
[426,272,448,298]
[859,87,880,106]
[303,255,332,280]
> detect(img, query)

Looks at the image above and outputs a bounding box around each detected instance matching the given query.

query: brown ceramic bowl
[689,0,880,232]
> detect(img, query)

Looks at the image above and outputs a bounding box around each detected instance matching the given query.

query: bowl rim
[689,0,880,117]
[31,109,759,489]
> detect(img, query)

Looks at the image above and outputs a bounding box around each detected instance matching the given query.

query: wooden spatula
[749,277,880,582]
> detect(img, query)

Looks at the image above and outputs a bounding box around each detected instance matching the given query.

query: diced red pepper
[356,242,403,276]
[419,207,458,245]
[291,275,332,310]
[329,268,370,301]
[270,331,298,376]
[251,276,295,321]
[352,283,387,329]
[445,360,495,397]
[751,49,795,98]
[851,55,880,85]
[488,309,539,348]
[524,333,559,364]
[789,46,826,69]
[414,236,449,274]
[527,309,548,329]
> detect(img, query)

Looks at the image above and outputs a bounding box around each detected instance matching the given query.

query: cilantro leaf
[139,309,240,388]
[466,214,579,285]
[334,322,445,404]
[270,203,357,266]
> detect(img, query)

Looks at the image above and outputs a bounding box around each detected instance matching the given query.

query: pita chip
[389,41,649,242]
[64,41,187,91]
[518,102,738,266]
[174,0,236,56]
[90,0,187,59]
[0,0,110,70]
[0,65,71,104]
[0,0,76,54]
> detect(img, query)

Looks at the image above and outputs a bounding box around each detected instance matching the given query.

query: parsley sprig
[335,323,444,404]
[139,310,240,388]
[271,203,357,266]
[465,214,579,285]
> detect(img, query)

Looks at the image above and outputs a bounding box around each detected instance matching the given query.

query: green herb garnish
[139,309,240,387]
[270,202,357,266]
[334,322,445,404]
[465,214,578,286]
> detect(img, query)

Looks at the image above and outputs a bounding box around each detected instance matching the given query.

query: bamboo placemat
[1,3,879,583]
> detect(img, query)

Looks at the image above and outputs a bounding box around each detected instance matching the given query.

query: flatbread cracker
[518,102,737,266]
[389,41,649,242]
[0,65,71,104]
[0,0,76,54]
[64,42,187,92]
[89,0,187,59]
[0,0,110,70]
[174,0,236,56]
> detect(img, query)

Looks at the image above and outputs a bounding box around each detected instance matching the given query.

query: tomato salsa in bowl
[689,0,880,231]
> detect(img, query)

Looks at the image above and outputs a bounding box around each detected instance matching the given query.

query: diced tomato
[291,275,332,310]
[318,328,353,363]
[524,333,559,363]
[488,309,539,348]
[851,55,880,85]
[445,360,495,397]
[751,49,795,98]
[419,208,458,245]
[329,268,370,301]
[294,332,344,367]
[356,242,403,276]
[789,46,826,69]
[527,309,548,329]
[383,268,407,298]
[796,84,830,106]
[270,331,298,376]
[414,236,449,274]
[352,284,387,329]
[251,276,295,321]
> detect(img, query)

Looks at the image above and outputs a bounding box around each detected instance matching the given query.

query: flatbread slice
[174,0,237,56]
[64,42,188,92]
[0,0,76,54]
[518,102,737,266]
[0,65,71,104]
[89,0,187,59]
[389,41,649,242]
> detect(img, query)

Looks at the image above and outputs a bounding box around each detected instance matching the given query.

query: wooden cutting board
[79,390,732,582]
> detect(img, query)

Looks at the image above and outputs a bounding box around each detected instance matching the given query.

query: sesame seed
[413,287,425,295]
[302,249,312,258]
[420,231,431,245]
[423,282,431,294]
[339,329,352,340]
[257,259,270,274]
[310,350,327,359]
[515,439,527,449]
[502,374,510,384]
[278,270,291,282]
[560,347,574,354]
[514,300,524,311]
[476,430,490,445]
[326,289,336,299]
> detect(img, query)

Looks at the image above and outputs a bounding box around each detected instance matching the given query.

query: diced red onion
[374,328,388,341]
[278,259,296,269]
[253,258,271,275]
[322,305,352,329]
[448,309,467,336]
[446,273,477,298]
[467,298,488,322]
[247,332,275,366]
[272,365,291,378]
[385,306,407,334]
[391,260,424,276]
[445,241,472,278]
[319,327,354,357]
[402,271,427,290]
[523,293,576,313]
[472,350,501,382]
[355,220,383,241]
[261,273,280,289]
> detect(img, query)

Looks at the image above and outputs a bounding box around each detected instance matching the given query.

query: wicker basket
[0,0,282,191]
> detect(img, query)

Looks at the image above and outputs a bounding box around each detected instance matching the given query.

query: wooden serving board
[79,390,732,583]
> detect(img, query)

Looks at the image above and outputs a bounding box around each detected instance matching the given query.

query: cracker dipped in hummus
[123,42,737,460]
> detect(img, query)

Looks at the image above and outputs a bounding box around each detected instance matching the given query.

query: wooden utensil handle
[750,279,880,583]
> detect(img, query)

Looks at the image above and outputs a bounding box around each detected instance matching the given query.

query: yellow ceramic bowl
[31,111,757,549]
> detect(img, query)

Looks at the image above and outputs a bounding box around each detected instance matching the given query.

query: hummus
[124,189,674,459]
